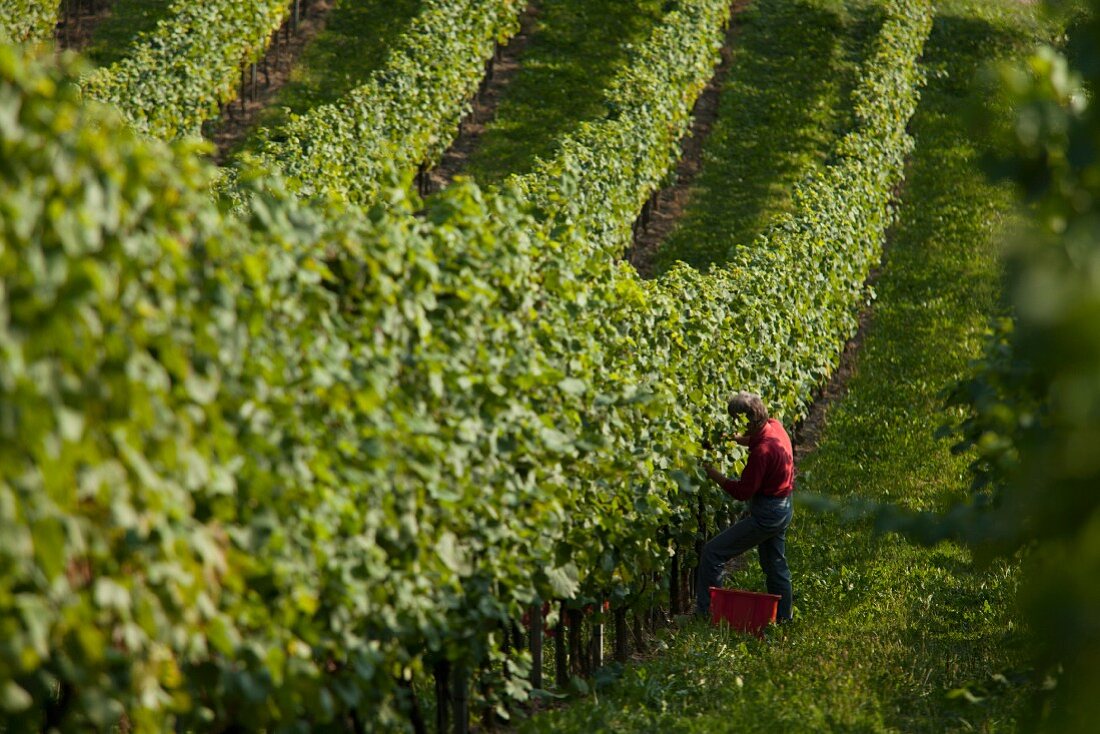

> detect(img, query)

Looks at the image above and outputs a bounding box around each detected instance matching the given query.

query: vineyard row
[0,0,930,729]
[249,0,524,204]
[0,0,60,44]
[79,0,294,139]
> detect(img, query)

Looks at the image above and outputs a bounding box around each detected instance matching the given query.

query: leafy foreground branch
[901,0,1100,729]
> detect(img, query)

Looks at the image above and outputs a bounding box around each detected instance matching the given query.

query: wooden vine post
[397,677,426,734]
[434,661,450,734]
[694,495,707,606]
[417,164,430,198]
[631,608,647,653]
[555,601,568,687]
[451,662,470,734]
[529,602,543,690]
[614,606,628,662]
[650,572,661,631]
[670,533,681,615]
[567,608,584,677]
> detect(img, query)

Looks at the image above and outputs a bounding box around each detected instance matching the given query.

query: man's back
[750,418,793,498]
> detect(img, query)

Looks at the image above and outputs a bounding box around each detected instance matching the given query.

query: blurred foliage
[963,1,1100,726]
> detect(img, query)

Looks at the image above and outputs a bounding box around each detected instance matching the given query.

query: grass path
[649,0,883,275]
[518,1,1046,731]
[463,0,669,186]
[79,0,175,66]
[235,0,421,157]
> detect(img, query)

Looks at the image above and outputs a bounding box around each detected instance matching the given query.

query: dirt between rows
[209,1,535,168]
[54,0,113,53]
[424,3,540,193]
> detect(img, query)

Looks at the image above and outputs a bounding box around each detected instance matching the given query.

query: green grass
[652,0,884,274]
[518,1,1048,731]
[464,0,668,185]
[81,0,175,67]
[239,0,421,154]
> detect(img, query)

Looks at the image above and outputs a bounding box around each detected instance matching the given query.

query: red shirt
[720,418,794,501]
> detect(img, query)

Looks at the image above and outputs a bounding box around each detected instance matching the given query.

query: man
[697,392,794,622]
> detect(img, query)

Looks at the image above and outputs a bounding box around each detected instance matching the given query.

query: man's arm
[702,433,750,450]
[704,448,766,501]
[704,464,728,487]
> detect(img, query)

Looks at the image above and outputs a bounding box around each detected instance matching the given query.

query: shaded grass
[652,0,884,274]
[81,0,175,67]
[465,0,668,185]
[518,1,1048,732]
[239,0,421,154]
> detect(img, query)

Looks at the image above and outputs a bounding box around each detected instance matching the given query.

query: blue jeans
[695,495,793,621]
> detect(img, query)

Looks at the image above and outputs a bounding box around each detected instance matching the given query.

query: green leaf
[31,518,66,581]
[546,563,580,598]
[0,682,32,713]
[540,426,573,454]
[558,377,587,396]
[436,531,471,574]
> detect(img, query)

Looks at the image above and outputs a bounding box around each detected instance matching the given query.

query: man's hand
[732,433,750,447]
[701,432,728,451]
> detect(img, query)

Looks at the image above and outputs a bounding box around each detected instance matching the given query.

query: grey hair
[727,391,769,430]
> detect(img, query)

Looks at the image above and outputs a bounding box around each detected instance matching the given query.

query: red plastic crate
[709,587,780,637]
